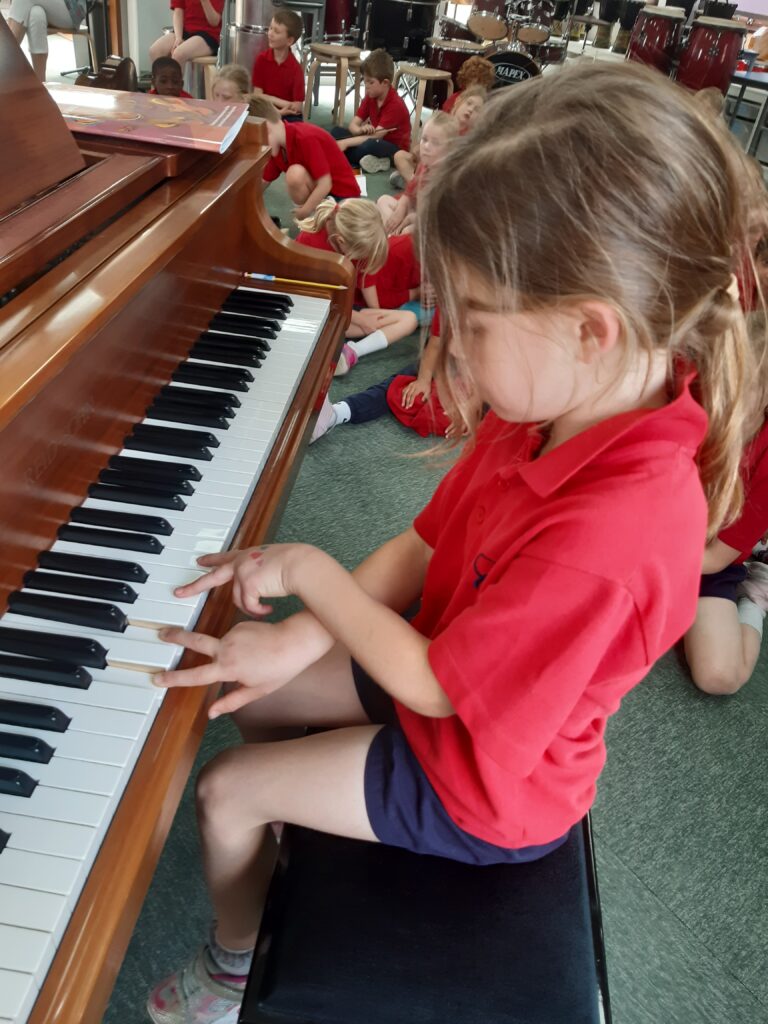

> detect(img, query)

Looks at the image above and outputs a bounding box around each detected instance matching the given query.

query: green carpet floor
[104,109,768,1024]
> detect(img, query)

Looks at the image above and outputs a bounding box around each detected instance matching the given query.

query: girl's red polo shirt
[397,377,709,847]
[170,0,225,42]
[718,417,768,561]
[361,234,420,308]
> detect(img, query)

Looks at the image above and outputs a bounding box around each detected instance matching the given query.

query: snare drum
[438,16,480,42]
[426,37,487,82]
[676,16,747,93]
[529,39,568,61]
[468,0,509,41]
[487,47,541,84]
[518,1,555,44]
[627,6,685,75]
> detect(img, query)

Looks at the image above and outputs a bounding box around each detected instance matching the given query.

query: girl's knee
[690,664,749,696]
[149,36,170,61]
[26,5,48,52]
[196,748,250,822]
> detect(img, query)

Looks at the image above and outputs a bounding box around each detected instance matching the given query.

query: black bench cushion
[240,823,602,1024]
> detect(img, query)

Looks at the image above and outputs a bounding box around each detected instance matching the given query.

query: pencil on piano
[245,272,347,290]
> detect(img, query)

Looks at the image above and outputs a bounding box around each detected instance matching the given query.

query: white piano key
[0,675,156,715]
[0,785,109,829]
[0,848,83,897]
[0,689,148,741]
[0,884,69,933]
[0,923,54,976]
[0,757,122,799]
[0,812,95,860]
[0,967,37,1021]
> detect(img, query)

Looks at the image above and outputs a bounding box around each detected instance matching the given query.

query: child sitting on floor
[295,199,418,374]
[148,56,193,97]
[451,85,488,135]
[378,112,459,236]
[251,8,305,121]
[210,62,251,104]
[442,54,496,113]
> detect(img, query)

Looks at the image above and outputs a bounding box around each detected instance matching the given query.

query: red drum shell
[468,0,509,40]
[676,17,747,93]
[426,38,487,82]
[438,16,480,42]
[530,39,568,61]
[626,7,684,74]
[324,0,354,36]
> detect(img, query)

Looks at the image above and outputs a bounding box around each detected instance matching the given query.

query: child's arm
[171,6,184,50]
[293,172,333,219]
[252,88,291,111]
[701,538,741,574]
[199,0,222,26]
[384,194,410,235]
[402,333,441,409]
[360,283,381,308]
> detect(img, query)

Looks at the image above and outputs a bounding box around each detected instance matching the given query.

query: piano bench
[239,816,611,1024]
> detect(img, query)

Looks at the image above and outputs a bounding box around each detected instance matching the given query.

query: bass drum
[487,46,541,84]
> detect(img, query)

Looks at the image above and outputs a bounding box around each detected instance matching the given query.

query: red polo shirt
[170,0,225,42]
[396,376,709,847]
[263,122,361,198]
[442,90,461,113]
[718,418,768,561]
[356,87,411,152]
[361,234,420,308]
[252,47,305,101]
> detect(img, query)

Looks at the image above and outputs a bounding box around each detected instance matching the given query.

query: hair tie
[726,273,740,303]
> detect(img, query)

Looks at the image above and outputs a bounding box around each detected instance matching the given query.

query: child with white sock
[295,198,418,374]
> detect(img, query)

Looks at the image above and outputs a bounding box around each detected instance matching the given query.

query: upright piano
[0,21,353,1024]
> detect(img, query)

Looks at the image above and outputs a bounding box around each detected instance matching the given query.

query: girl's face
[448,281,584,423]
[213,79,245,103]
[419,122,451,169]
[455,96,484,131]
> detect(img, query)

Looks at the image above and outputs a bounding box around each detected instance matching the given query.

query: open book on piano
[0,19,353,1024]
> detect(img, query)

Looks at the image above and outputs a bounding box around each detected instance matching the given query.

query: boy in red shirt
[252,9,306,121]
[148,57,193,98]
[330,48,411,174]
[251,97,360,219]
[149,0,225,71]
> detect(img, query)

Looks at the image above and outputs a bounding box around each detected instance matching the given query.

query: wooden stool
[303,43,362,125]
[394,62,453,148]
[47,24,98,72]
[189,55,218,99]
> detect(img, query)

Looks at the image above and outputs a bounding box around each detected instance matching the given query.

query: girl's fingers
[174,563,234,598]
[197,550,237,567]
[158,627,220,657]
[154,661,222,690]
[209,684,264,719]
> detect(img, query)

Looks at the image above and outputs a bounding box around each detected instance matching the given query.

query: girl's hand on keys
[173,544,311,617]
[155,619,310,716]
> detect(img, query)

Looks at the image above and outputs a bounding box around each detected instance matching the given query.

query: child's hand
[173,544,311,617]
[402,377,431,409]
[154,619,314,717]
[287,100,303,114]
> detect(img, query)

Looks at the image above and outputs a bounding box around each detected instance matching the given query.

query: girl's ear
[575,301,622,364]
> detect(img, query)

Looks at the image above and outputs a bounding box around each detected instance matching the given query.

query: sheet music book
[46,83,249,154]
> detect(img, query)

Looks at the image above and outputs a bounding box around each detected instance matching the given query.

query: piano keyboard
[0,285,331,1023]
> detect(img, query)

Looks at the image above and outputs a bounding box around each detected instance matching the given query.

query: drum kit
[426,0,573,91]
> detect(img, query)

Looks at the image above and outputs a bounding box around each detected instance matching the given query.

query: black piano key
[229,287,292,309]
[199,331,270,353]
[123,433,213,461]
[108,455,202,482]
[147,402,231,430]
[71,505,174,537]
[155,387,237,414]
[172,364,252,391]
[87,483,188,512]
[0,653,91,689]
[23,570,138,606]
[58,524,164,554]
[0,627,108,669]
[0,698,71,733]
[208,314,277,338]
[222,300,288,321]
[0,731,55,763]
[8,592,128,633]
[97,470,194,496]
[0,766,38,798]
[38,551,149,584]
[159,385,240,409]
[132,423,220,449]
[0,829,9,853]
[189,344,262,368]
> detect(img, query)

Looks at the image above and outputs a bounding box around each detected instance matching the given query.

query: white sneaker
[310,395,338,443]
[360,154,391,173]
[389,170,405,190]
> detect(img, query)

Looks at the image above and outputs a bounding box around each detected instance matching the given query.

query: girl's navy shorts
[183,29,219,54]
[699,563,748,603]
[351,660,569,866]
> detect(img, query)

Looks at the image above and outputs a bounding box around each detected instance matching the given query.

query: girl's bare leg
[346,308,418,344]
[684,596,762,695]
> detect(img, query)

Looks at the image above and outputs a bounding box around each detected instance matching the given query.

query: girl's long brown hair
[419,62,765,537]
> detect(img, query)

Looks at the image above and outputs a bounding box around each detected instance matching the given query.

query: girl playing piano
[147,63,762,1024]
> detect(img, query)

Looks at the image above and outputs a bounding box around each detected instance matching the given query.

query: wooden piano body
[0,20,353,1023]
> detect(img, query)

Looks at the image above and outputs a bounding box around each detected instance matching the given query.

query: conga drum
[468,0,509,41]
[593,0,621,46]
[570,0,592,41]
[701,0,737,18]
[551,0,572,37]
[676,16,747,92]
[627,6,685,75]
[612,0,644,53]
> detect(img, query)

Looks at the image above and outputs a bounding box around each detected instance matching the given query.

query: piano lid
[0,16,85,219]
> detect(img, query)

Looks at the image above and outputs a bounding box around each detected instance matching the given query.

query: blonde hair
[420,63,762,537]
[271,7,304,41]
[212,63,251,100]
[296,198,388,274]
[424,109,460,142]
[248,95,281,122]
[456,55,496,92]
[362,48,395,83]
[451,85,487,112]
